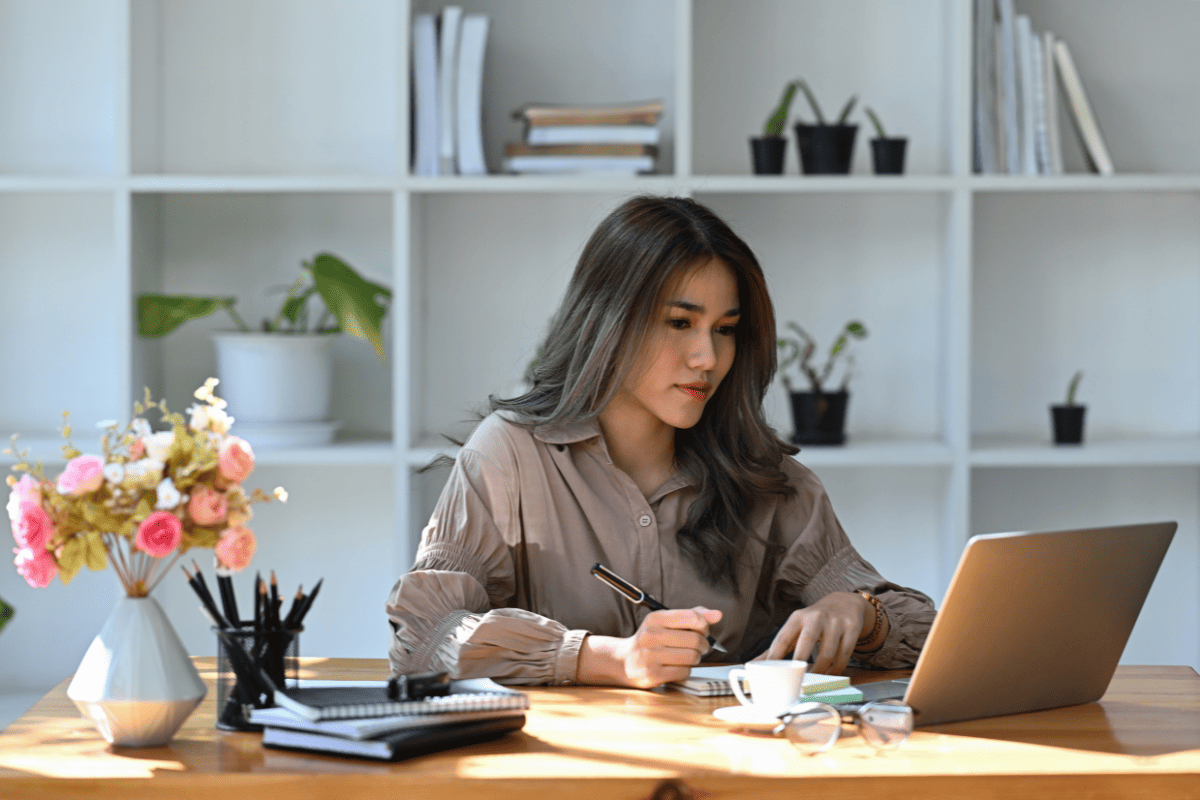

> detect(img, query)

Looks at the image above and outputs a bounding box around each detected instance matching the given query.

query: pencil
[293,577,322,627]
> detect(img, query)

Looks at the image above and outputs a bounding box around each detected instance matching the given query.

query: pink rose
[188,484,228,527]
[15,546,57,588]
[218,438,255,484]
[56,455,104,496]
[128,439,145,459]
[7,475,41,523]
[135,511,182,557]
[214,525,256,572]
[13,501,54,551]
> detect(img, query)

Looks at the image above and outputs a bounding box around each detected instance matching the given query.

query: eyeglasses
[773,700,913,754]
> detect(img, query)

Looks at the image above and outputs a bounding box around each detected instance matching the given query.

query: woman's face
[621,257,740,432]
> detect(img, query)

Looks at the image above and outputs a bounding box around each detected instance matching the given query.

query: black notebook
[273,679,529,722]
[261,712,526,761]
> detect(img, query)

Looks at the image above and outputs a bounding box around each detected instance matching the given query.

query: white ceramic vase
[211,333,340,447]
[67,595,207,747]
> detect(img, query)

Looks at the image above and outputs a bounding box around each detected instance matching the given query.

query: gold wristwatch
[854,590,885,652]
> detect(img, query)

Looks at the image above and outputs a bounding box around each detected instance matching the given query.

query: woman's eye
[667,318,690,329]
[717,324,738,336]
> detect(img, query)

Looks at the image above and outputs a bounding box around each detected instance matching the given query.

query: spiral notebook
[273,678,528,722]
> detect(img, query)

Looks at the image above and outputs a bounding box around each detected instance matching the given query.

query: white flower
[95,419,119,429]
[273,487,288,503]
[155,477,182,510]
[194,378,219,401]
[103,462,125,485]
[207,407,233,434]
[144,431,176,462]
[187,403,210,432]
[123,458,165,489]
[130,418,152,439]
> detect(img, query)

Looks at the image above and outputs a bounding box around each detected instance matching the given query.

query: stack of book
[974,0,1113,175]
[503,99,663,175]
[668,665,864,705]
[250,678,529,761]
[412,6,490,176]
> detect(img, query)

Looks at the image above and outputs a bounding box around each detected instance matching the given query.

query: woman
[386,195,935,688]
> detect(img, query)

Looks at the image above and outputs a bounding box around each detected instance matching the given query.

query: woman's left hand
[756,592,872,675]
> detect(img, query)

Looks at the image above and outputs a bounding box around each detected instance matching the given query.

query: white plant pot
[67,595,207,747]
[212,333,340,447]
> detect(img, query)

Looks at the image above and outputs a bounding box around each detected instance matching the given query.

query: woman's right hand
[577,607,723,688]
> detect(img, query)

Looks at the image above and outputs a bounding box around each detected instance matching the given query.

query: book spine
[997,0,1020,174]
[1028,28,1050,175]
[437,6,464,175]
[1015,14,1038,176]
[454,14,489,176]
[1053,39,1114,175]
[1042,31,1064,174]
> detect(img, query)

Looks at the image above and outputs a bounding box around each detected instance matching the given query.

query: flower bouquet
[5,379,287,747]
[8,378,285,594]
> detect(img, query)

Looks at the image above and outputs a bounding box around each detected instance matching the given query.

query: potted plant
[793,80,858,175]
[137,253,391,446]
[777,320,868,445]
[750,81,797,175]
[1051,370,1086,445]
[865,106,907,175]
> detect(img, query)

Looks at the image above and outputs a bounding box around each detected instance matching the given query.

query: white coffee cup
[728,660,808,713]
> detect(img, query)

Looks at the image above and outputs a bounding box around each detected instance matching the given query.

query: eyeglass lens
[779,704,841,754]
[856,700,913,750]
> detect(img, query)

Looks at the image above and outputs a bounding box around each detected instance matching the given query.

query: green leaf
[797,79,825,125]
[280,286,318,326]
[137,295,239,338]
[309,253,392,362]
[836,95,858,125]
[846,321,868,338]
[84,532,108,572]
[865,106,887,138]
[58,539,85,584]
[763,81,797,137]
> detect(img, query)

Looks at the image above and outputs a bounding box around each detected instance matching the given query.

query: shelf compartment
[130,192,394,440]
[0,1,121,176]
[696,192,951,444]
[0,193,124,437]
[411,192,633,446]
[1013,0,1200,175]
[413,0,677,177]
[971,192,1200,441]
[692,0,953,177]
[130,0,400,176]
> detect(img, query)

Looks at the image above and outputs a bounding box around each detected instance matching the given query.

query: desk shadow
[920,701,1200,757]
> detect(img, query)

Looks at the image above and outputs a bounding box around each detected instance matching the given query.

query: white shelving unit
[2,0,1198,700]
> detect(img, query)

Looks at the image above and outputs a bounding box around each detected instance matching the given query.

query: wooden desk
[1,659,1198,799]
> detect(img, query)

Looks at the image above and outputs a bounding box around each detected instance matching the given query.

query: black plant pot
[789,390,849,445]
[1051,405,1086,445]
[870,137,907,174]
[750,136,787,175]
[794,123,858,175]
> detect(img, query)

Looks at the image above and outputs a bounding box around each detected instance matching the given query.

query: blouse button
[639,514,652,527]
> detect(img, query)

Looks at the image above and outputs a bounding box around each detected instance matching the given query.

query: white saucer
[713,704,787,731]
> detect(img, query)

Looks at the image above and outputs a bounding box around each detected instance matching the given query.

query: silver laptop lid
[906,521,1176,727]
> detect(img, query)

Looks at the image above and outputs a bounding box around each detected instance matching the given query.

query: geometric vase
[66,595,207,747]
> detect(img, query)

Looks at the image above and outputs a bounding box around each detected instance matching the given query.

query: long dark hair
[492,195,797,594]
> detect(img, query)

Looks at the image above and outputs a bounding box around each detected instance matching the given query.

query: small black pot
[794,123,858,175]
[789,390,849,445]
[1051,405,1086,445]
[750,136,787,175]
[870,137,907,174]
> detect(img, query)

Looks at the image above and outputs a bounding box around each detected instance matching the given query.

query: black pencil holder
[214,625,302,731]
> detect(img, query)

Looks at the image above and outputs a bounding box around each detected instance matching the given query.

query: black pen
[591,563,728,654]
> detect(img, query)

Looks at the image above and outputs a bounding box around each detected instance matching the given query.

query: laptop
[848,521,1176,726]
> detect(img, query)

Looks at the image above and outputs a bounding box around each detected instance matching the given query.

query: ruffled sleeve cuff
[430,607,589,686]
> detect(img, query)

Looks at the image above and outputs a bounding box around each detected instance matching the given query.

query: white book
[437,6,463,175]
[1053,39,1114,175]
[503,154,655,174]
[526,124,660,146]
[1027,27,1050,174]
[1042,31,1064,174]
[996,0,1020,174]
[1014,15,1038,175]
[411,13,440,176]
[455,14,489,176]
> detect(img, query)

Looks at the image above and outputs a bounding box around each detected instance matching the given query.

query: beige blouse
[386,413,936,685]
